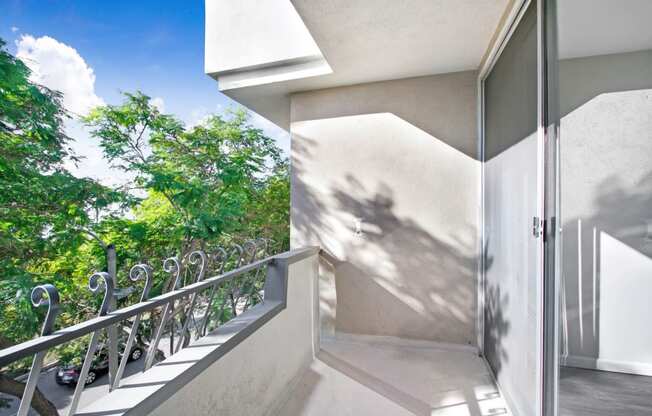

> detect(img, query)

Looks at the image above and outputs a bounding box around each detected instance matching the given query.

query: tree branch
[75,227,108,251]
[0,374,59,416]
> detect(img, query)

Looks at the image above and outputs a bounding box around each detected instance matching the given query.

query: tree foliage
[84,93,283,249]
[0,38,126,345]
[83,92,288,290]
[0,36,290,415]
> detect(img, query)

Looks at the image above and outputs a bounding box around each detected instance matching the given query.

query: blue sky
[0,0,289,183]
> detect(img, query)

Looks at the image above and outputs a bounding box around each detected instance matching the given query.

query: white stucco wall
[149,254,319,416]
[559,49,652,375]
[290,71,480,345]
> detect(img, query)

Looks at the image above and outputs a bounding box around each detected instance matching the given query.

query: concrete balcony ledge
[76,301,283,416]
[76,248,320,416]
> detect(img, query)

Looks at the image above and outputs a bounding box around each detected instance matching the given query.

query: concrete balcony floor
[274,335,510,416]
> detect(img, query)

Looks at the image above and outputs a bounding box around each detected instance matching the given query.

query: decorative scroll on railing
[1,238,273,416]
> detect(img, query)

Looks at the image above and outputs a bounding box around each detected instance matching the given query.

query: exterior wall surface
[290,71,480,345]
[149,255,319,416]
[559,49,652,374]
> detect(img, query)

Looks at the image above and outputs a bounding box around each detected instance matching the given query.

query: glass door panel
[483,2,543,415]
[556,1,652,414]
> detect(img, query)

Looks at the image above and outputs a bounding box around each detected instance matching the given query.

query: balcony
[4,1,651,416]
[1,243,509,416]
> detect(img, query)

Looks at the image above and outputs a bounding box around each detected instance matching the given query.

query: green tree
[0,37,127,416]
[83,92,284,288]
[0,35,290,415]
[0,37,128,341]
[242,159,290,252]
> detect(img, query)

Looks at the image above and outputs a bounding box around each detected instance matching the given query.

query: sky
[0,0,290,186]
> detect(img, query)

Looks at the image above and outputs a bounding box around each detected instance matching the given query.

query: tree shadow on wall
[328,178,479,343]
[483,283,510,377]
[292,132,487,343]
[290,135,329,246]
[560,170,652,363]
[479,237,510,378]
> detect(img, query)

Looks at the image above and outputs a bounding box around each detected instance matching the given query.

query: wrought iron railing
[0,238,275,416]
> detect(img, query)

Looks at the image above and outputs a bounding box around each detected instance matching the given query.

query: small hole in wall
[354,218,363,237]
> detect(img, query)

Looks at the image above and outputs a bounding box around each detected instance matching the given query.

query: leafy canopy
[0,39,125,345]
[0,39,289,361]
[84,92,283,250]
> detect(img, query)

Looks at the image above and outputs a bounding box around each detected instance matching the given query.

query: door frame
[539,1,560,416]
[476,1,559,415]
[476,0,532,356]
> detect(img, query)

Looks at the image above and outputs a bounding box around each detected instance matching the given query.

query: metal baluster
[249,238,270,305]
[105,245,119,389]
[236,240,259,313]
[68,272,115,416]
[144,257,181,371]
[203,245,244,333]
[167,255,190,354]
[111,264,152,390]
[198,247,228,337]
[223,244,245,318]
[17,285,60,416]
[185,252,205,337]
[168,301,174,357]
[174,251,207,352]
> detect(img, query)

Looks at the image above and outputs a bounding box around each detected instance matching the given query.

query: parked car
[55,342,145,386]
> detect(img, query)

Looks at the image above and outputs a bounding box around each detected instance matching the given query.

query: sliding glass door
[481,2,544,415]
[480,1,652,414]
[555,1,652,415]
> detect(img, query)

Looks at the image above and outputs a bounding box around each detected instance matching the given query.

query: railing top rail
[0,247,317,368]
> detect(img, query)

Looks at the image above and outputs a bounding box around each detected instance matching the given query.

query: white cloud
[13,35,134,189]
[11,26,19,33]
[16,34,104,116]
[151,96,165,113]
